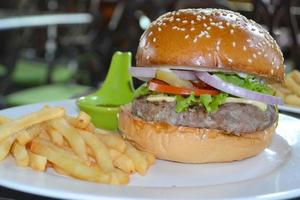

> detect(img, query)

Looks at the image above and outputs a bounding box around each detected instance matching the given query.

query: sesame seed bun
[119,104,277,163]
[136,8,284,82]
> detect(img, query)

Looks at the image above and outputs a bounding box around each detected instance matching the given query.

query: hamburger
[119,8,284,163]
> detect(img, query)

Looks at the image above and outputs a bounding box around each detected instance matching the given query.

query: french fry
[38,130,51,141]
[109,149,135,174]
[285,94,300,107]
[11,142,29,167]
[290,70,300,84]
[65,111,91,129]
[141,151,156,166]
[124,142,148,176]
[0,116,10,125]
[16,130,33,145]
[86,146,94,157]
[95,129,126,153]
[49,118,88,161]
[112,169,129,185]
[78,130,113,172]
[85,123,96,132]
[0,136,15,160]
[31,139,111,183]
[52,164,70,176]
[45,125,64,146]
[29,151,47,171]
[19,124,47,145]
[0,106,64,142]
[0,106,155,185]
[110,171,120,185]
[285,74,300,96]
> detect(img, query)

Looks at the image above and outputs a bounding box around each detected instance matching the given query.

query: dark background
[0,0,299,107]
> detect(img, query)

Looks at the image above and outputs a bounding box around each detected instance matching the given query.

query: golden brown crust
[118,104,277,163]
[136,9,284,82]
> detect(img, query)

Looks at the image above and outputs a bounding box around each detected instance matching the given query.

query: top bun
[136,9,284,82]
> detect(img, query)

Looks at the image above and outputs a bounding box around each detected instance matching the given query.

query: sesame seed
[228,58,233,63]
[176,18,181,22]
[264,54,268,58]
[218,26,224,29]
[185,34,189,39]
[248,59,252,63]
[208,53,212,57]
[203,23,207,27]
[191,20,195,24]
[202,16,206,20]
[148,31,153,36]
[206,26,211,30]
[209,18,213,22]
[182,20,188,24]
[190,27,195,31]
[230,29,234,34]
[216,46,220,51]
[180,28,186,31]
[217,40,221,46]
[153,37,156,42]
[172,26,178,30]
[232,42,236,47]
[247,39,251,43]
[193,38,198,43]
[253,53,257,58]
[158,27,162,32]
[258,52,262,55]
[206,35,210,38]
[271,69,274,74]
[146,55,150,60]
[226,22,230,26]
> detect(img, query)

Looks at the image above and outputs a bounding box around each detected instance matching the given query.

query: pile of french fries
[0,106,155,185]
[270,70,300,108]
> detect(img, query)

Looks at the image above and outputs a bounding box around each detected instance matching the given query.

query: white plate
[0,100,300,200]
[279,105,300,115]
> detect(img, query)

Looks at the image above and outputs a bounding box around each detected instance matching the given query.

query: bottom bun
[118,104,278,163]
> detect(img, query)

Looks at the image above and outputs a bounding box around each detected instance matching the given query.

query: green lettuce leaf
[215,73,274,95]
[134,83,151,98]
[175,93,228,113]
[175,94,197,112]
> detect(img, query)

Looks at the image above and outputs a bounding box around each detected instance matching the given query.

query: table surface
[0,110,299,200]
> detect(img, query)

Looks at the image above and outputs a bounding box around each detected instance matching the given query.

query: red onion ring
[195,72,283,105]
[129,67,198,81]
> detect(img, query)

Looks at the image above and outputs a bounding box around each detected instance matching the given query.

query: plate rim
[0,100,299,200]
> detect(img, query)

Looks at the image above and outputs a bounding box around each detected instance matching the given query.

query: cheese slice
[146,94,176,102]
[224,97,267,111]
[146,95,267,111]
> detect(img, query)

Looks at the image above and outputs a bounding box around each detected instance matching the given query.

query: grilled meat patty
[132,96,277,134]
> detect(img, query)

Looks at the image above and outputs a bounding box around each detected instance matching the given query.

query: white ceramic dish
[0,100,299,200]
[279,105,300,115]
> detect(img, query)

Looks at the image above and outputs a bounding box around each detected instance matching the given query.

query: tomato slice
[148,79,220,96]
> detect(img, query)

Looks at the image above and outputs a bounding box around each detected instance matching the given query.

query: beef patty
[132,96,277,134]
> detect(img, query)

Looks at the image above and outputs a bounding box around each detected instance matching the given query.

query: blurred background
[0,0,299,108]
